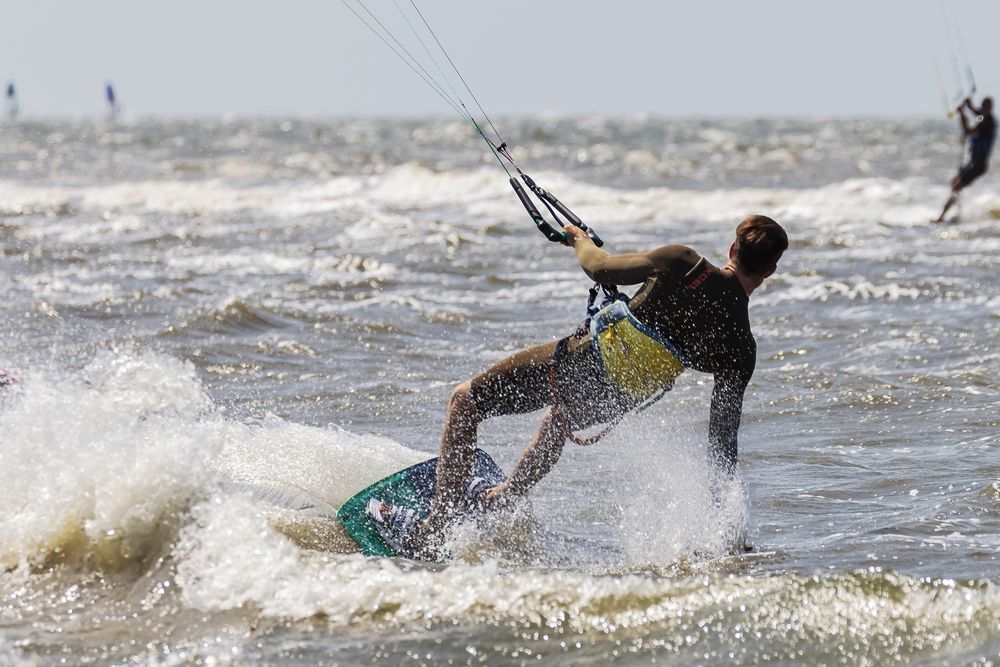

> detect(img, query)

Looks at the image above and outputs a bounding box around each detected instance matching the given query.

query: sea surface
[0,115,998,666]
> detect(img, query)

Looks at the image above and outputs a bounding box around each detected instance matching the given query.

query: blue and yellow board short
[589,301,687,399]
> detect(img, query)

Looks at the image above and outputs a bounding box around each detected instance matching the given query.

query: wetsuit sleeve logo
[683,256,709,290]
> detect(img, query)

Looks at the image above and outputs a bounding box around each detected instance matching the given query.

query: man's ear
[728,242,736,260]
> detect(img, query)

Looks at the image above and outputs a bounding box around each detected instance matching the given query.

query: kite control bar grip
[520,174,604,247]
[510,177,566,243]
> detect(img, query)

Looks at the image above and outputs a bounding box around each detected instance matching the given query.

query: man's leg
[936,172,963,223]
[419,340,559,542]
[425,393,567,529]
[936,190,958,223]
[422,379,482,534]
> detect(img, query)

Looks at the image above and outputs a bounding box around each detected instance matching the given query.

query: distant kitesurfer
[105,82,119,120]
[5,81,17,120]
[369,215,788,557]
[935,95,996,223]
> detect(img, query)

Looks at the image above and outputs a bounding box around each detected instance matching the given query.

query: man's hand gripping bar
[509,175,604,247]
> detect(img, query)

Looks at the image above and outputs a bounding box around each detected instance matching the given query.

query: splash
[0,351,427,570]
[0,351,215,569]
[609,405,751,564]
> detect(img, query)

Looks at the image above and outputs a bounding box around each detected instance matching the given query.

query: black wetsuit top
[628,246,755,470]
[969,113,996,167]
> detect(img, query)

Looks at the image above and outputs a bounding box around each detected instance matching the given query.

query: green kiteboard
[337,448,505,558]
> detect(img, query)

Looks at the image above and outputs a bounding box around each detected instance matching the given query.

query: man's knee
[448,381,481,424]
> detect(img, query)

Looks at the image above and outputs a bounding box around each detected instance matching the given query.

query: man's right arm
[957,98,986,136]
[567,230,699,286]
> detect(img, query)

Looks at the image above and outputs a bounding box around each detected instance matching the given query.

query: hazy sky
[2,0,996,118]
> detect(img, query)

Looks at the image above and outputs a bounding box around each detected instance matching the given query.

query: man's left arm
[708,369,751,475]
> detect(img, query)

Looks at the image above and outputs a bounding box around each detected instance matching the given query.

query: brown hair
[733,215,787,275]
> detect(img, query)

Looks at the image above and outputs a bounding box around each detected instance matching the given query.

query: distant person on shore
[5,81,17,120]
[935,95,996,223]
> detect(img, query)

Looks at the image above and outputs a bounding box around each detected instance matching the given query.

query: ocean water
[0,115,998,666]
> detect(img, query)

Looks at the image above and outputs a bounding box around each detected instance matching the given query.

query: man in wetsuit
[936,95,996,223]
[370,215,788,556]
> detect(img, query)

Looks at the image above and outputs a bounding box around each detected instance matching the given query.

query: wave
[177,298,293,336]
[4,168,1000,235]
[2,351,998,664]
[0,350,751,571]
[0,351,423,571]
[760,276,922,306]
[0,352,214,570]
[173,505,1000,664]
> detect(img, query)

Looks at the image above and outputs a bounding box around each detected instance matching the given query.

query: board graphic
[337,448,505,557]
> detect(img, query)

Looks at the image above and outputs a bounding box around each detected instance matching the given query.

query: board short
[956,161,988,189]
[589,301,687,398]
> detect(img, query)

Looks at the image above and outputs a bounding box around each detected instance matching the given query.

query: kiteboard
[337,448,505,558]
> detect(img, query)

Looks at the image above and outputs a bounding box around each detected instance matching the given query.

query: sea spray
[0,352,216,569]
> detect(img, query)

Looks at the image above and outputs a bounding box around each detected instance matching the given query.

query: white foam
[217,417,424,512]
[0,352,215,568]
[172,495,1000,648]
[368,162,507,205]
[15,267,123,307]
[3,172,998,257]
[757,276,922,307]
[0,351,428,568]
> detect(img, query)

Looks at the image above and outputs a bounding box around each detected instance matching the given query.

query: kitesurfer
[369,215,788,557]
[935,95,995,223]
[105,82,119,120]
[5,82,17,119]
